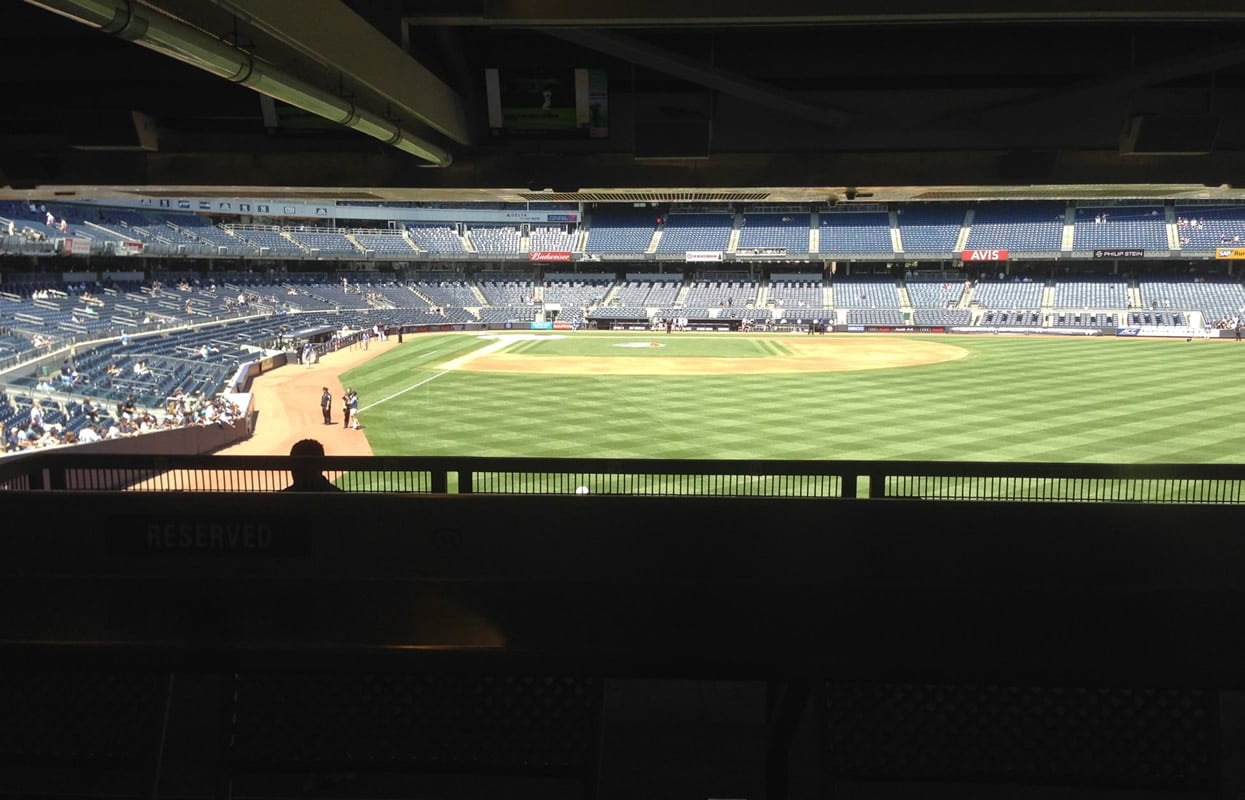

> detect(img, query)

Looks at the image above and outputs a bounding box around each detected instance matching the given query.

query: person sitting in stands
[29,400,44,432]
[283,438,342,492]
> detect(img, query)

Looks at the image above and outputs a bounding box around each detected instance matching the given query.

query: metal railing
[3,452,1244,502]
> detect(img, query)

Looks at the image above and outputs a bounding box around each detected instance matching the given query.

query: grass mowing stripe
[348,333,1245,463]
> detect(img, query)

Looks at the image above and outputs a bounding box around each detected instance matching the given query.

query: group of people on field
[319,386,359,429]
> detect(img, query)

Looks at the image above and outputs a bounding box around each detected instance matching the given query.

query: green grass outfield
[340,331,1245,464]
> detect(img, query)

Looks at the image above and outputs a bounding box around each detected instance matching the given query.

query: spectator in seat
[283,438,341,492]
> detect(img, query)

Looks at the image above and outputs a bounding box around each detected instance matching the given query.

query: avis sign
[961,249,1009,261]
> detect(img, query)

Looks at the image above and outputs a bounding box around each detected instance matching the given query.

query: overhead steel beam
[546,27,853,129]
[904,36,1245,133]
[205,0,472,145]
[973,38,1245,122]
[23,0,454,166]
[410,0,1245,26]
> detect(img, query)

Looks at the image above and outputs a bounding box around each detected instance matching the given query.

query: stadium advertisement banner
[1093,248,1145,259]
[120,241,144,256]
[951,326,1102,336]
[62,238,92,256]
[960,249,1009,261]
[847,325,947,333]
[685,251,724,262]
[529,250,572,262]
[1116,325,1210,338]
[1216,248,1245,259]
[409,324,468,334]
[736,247,788,258]
[530,321,554,330]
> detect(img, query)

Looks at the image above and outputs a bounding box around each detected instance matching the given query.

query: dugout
[286,324,337,348]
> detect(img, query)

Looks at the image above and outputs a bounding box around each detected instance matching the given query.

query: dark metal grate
[819,682,1216,790]
[227,672,602,774]
[0,671,164,767]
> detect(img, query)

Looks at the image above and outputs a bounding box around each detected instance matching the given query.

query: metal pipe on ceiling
[24,0,453,167]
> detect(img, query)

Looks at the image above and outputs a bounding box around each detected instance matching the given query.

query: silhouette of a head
[287,438,332,490]
[290,438,325,458]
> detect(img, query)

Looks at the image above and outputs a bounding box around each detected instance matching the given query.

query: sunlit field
[341,331,1245,464]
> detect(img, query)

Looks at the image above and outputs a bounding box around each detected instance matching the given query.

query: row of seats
[10,201,1245,258]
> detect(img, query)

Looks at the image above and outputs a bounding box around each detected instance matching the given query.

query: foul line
[358,370,451,413]
[358,337,513,413]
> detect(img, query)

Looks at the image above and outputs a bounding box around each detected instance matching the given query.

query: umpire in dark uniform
[320,386,333,425]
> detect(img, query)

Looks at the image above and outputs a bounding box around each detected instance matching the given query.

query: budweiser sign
[529,250,572,262]
[960,249,1008,261]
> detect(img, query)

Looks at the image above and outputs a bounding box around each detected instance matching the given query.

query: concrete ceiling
[7,0,1245,203]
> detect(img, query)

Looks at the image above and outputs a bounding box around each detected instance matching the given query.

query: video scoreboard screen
[485,68,608,139]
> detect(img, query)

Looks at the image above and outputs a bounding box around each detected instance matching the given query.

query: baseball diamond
[218,330,1245,466]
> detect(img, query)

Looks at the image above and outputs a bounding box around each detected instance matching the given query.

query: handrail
[3,451,1244,502]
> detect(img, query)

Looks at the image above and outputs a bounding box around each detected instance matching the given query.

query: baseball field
[333,331,1245,464]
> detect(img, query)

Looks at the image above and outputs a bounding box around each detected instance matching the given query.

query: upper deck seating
[530,226,577,253]
[289,229,362,256]
[655,214,733,255]
[407,225,465,253]
[896,204,967,255]
[963,201,1065,253]
[468,225,521,254]
[1174,205,1245,251]
[1071,206,1168,252]
[585,208,657,254]
[354,231,417,256]
[818,212,892,255]
[737,213,811,253]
